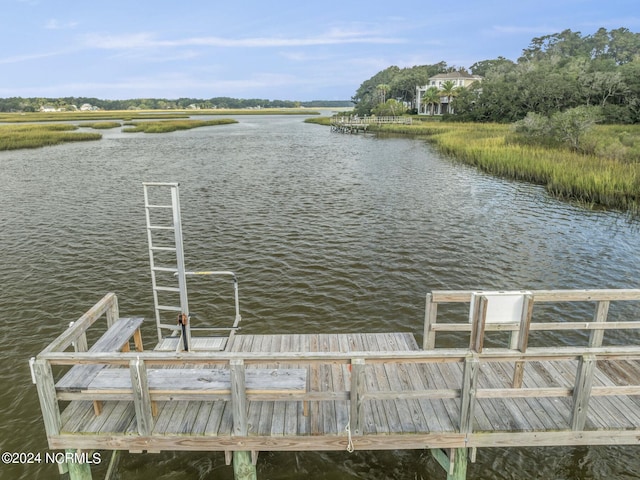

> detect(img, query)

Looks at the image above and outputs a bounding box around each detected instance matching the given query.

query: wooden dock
[32,289,640,479]
[330,115,412,133]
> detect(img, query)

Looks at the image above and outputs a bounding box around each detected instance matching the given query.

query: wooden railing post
[459,353,479,434]
[130,358,153,436]
[423,293,438,350]
[69,321,88,353]
[571,354,596,430]
[469,295,488,353]
[33,358,61,438]
[350,358,366,435]
[229,359,257,480]
[512,294,534,388]
[230,358,248,435]
[589,301,610,348]
[106,294,119,328]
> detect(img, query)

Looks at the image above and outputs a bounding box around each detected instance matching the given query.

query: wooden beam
[589,301,610,348]
[49,428,640,453]
[51,432,468,452]
[350,358,366,435]
[572,354,596,431]
[33,358,61,439]
[459,354,479,434]
[229,359,256,480]
[512,294,534,388]
[430,289,640,303]
[469,296,488,353]
[230,359,248,436]
[130,358,153,436]
[38,344,640,365]
[423,293,438,350]
[40,293,118,354]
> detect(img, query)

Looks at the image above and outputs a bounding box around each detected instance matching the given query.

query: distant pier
[330,115,412,133]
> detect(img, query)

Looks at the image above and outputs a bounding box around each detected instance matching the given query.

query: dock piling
[432,448,468,480]
[65,450,92,480]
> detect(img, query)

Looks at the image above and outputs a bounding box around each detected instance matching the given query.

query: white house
[416,71,482,115]
[39,105,60,112]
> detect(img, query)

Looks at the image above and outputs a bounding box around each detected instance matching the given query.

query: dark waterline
[1,115,639,479]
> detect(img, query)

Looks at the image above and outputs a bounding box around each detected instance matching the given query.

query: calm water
[1,114,639,479]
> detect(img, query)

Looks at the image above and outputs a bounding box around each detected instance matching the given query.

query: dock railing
[331,115,412,125]
[423,289,640,351]
[32,289,640,453]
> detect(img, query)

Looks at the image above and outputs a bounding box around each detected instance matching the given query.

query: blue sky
[2,0,639,101]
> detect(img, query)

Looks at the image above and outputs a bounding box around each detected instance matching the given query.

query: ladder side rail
[143,184,164,342]
[171,185,191,351]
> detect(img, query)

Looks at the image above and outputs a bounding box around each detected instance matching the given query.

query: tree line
[351,27,640,124]
[0,96,353,112]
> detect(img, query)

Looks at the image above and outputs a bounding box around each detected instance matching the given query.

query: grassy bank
[122,118,237,133]
[0,108,319,124]
[0,124,101,150]
[0,111,190,123]
[304,117,331,126]
[83,121,122,129]
[343,121,640,213]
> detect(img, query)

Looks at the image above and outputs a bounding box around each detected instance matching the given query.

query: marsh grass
[122,118,237,133]
[0,108,318,124]
[82,122,122,129]
[0,123,101,150]
[0,111,190,123]
[370,122,640,213]
[304,117,331,126]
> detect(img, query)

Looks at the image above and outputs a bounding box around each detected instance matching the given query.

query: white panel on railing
[469,291,532,324]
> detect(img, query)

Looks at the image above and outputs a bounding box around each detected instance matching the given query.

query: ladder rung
[158,324,181,331]
[154,286,180,292]
[145,204,173,209]
[152,266,179,273]
[148,225,175,230]
[157,305,183,312]
[150,246,177,252]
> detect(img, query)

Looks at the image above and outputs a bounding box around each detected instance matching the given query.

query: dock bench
[70,368,308,426]
[82,367,308,417]
[55,317,144,413]
[87,367,307,399]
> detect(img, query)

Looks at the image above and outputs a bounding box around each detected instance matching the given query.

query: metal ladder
[143,182,191,351]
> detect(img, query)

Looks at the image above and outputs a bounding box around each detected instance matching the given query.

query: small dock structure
[30,184,640,479]
[32,289,640,480]
[330,114,412,133]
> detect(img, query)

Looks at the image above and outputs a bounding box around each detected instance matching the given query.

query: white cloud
[45,19,78,30]
[82,28,405,50]
[0,49,68,64]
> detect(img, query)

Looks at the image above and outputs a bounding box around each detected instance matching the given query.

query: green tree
[420,87,441,115]
[470,57,515,76]
[376,84,391,103]
[439,80,458,114]
[372,99,407,116]
[551,106,601,151]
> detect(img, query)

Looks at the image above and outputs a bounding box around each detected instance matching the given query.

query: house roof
[429,72,482,81]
